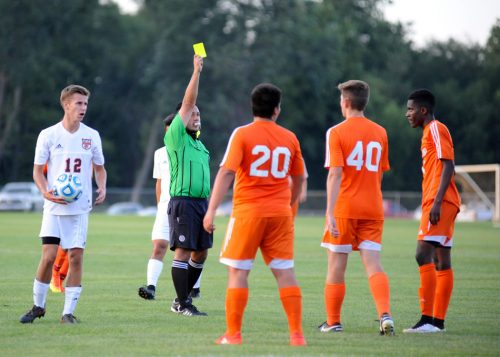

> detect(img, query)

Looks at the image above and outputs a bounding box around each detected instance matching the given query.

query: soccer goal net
[454,164,500,223]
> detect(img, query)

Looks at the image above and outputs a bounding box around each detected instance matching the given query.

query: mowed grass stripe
[0,213,499,356]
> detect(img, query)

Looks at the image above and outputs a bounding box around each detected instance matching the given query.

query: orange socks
[50,247,69,293]
[433,269,453,320]
[59,253,69,280]
[324,283,345,324]
[53,246,68,276]
[225,288,249,336]
[279,286,303,335]
[418,263,436,316]
[368,272,391,317]
[417,264,453,321]
[223,286,304,345]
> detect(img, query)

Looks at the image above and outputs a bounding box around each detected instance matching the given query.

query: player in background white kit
[138,114,175,300]
[138,113,202,300]
[20,84,107,324]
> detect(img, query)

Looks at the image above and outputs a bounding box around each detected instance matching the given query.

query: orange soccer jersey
[420,120,460,208]
[221,120,305,217]
[325,116,390,220]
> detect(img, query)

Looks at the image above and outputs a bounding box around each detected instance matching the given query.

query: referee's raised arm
[178,55,203,127]
[163,54,212,316]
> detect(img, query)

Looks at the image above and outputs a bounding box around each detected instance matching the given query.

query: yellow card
[193,42,207,58]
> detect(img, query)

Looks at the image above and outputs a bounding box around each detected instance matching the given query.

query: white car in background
[106,201,144,215]
[106,202,158,216]
[0,182,44,211]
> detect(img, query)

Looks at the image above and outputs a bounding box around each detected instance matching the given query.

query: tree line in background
[1,0,499,195]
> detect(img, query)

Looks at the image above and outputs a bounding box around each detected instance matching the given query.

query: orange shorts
[220,216,294,270]
[418,201,459,247]
[321,218,384,253]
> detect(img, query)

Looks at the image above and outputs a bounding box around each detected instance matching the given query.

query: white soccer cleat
[403,323,440,333]
[380,313,395,336]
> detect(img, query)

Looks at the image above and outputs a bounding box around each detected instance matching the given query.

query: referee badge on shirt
[82,138,92,150]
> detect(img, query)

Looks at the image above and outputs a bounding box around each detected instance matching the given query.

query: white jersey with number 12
[34,122,105,215]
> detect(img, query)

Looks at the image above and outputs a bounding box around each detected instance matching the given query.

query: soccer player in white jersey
[20,84,107,324]
[138,114,175,300]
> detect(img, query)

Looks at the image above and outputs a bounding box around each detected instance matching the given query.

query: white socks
[193,273,202,289]
[33,279,50,308]
[63,286,82,315]
[34,280,82,316]
[147,259,164,287]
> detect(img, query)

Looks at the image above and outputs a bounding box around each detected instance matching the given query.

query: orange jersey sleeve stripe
[324,127,333,168]
[421,120,460,208]
[429,121,443,158]
[221,124,251,168]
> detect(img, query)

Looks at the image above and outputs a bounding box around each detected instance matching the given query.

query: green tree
[1,0,498,202]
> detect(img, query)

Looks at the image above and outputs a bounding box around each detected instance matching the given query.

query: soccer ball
[53,173,83,202]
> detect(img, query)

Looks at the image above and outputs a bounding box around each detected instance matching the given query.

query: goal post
[455,164,500,223]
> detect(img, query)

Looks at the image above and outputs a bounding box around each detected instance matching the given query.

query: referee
[165,55,211,316]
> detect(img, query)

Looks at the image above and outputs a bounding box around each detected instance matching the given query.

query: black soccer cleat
[318,321,343,332]
[138,285,156,300]
[20,305,46,324]
[179,303,207,316]
[61,314,79,324]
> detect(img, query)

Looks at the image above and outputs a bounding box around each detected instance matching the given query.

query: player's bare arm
[326,167,342,237]
[429,159,455,225]
[178,55,203,127]
[290,174,305,207]
[299,176,308,203]
[203,168,235,233]
[33,164,68,204]
[93,164,107,205]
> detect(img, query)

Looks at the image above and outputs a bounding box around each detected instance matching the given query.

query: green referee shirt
[164,113,210,198]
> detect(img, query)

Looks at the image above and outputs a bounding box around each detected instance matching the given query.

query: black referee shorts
[168,196,213,252]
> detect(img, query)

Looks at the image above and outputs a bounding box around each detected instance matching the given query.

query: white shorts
[39,212,89,249]
[151,201,170,241]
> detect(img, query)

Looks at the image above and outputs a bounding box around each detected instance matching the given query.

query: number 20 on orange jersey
[249,145,291,178]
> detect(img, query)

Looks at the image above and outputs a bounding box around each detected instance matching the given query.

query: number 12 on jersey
[346,141,382,172]
[65,158,82,173]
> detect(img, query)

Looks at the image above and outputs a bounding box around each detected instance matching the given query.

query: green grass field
[1,213,499,356]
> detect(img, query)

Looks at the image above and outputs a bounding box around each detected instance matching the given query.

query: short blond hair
[60,84,90,106]
[338,80,370,111]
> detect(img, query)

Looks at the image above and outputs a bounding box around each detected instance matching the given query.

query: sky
[113,0,500,47]
[382,0,500,47]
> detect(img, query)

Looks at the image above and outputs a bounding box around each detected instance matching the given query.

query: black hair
[251,83,282,118]
[163,113,175,126]
[408,89,436,114]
